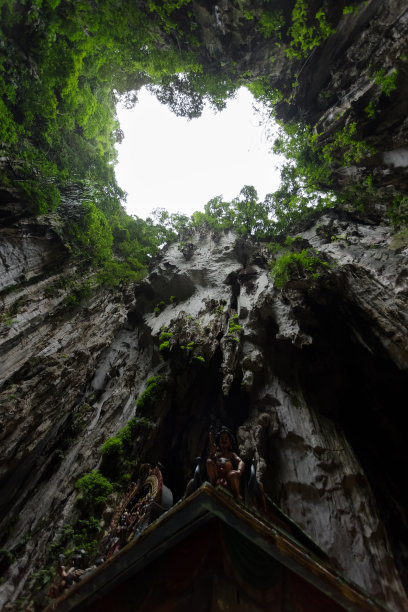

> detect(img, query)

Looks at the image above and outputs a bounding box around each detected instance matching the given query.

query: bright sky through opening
[115,87,282,220]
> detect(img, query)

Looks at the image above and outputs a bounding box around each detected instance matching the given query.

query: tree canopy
[0,0,350,288]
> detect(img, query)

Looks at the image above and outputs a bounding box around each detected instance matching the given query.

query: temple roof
[43,484,389,612]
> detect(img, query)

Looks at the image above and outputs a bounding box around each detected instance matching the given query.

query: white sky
[115,86,282,220]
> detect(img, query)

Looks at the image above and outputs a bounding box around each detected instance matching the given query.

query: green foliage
[342,4,360,15]
[68,202,113,266]
[388,195,408,227]
[48,517,101,561]
[191,186,274,238]
[29,566,57,593]
[264,117,378,227]
[154,301,166,316]
[180,341,194,351]
[100,417,149,480]
[246,78,283,116]
[364,100,376,118]
[321,122,375,165]
[62,279,93,309]
[147,0,196,42]
[271,249,328,288]
[100,436,124,457]
[286,1,335,59]
[97,261,147,288]
[159,330,173,341]
[136,376,163,410]
[159,329,172,352]
[258,10,285,39]
[374,69,398,96]
[101,417,149,457]
[147,71,238,120]
[193,355,205,363]
[0,0,240,276]
[242,9,255,20]
[75,470,113,513]
[0,312,17,326]
[268,123,336,232]
[228,313,242,343]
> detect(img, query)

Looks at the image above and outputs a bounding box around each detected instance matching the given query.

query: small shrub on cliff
[75,470,113,515]
[271,249,328,288]
[228,314,242,343]
[193,355,205,364]
[375,69,398,97]
[100,436,124,457]
[136,376,163,410]
[100,417,150,480]
[101,417,149,457]
[388,195,408,227]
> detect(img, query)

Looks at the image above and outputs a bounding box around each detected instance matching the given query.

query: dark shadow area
[144,347,250,502]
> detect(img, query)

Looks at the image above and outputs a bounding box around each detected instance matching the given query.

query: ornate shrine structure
[43,429,387,612]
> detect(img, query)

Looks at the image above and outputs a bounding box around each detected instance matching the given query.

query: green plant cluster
[364,100,376,119]
[192,355,205,363]
[286,0,335,59]
[136,376,163,410]
[388,195,408,227]
[228,313,242,343]
[321,122,375,165]
[374,69,398,97]
[342,4,361,15]
[100,416,150,481]
[62,279,93,309]
[75,470,113,514]
[271,248,328,288]
[28,516,102,601]
[154,301,166,316]
[258,9,285,39]
[189,185,276,238]
[159,329,173,352]
[0,312,17,327]
[180,341,194,351]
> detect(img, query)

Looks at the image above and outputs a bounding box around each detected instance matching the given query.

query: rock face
[1,0,408,610]
[1,204,408,610]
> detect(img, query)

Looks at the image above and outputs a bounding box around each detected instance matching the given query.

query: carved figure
[103,464,173,558]
[206,427,244,499]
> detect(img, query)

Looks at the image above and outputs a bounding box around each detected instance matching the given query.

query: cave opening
[144,347,250,502]
[114,86,282,219]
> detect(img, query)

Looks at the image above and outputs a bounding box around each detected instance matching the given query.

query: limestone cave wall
[1,0,408,610]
